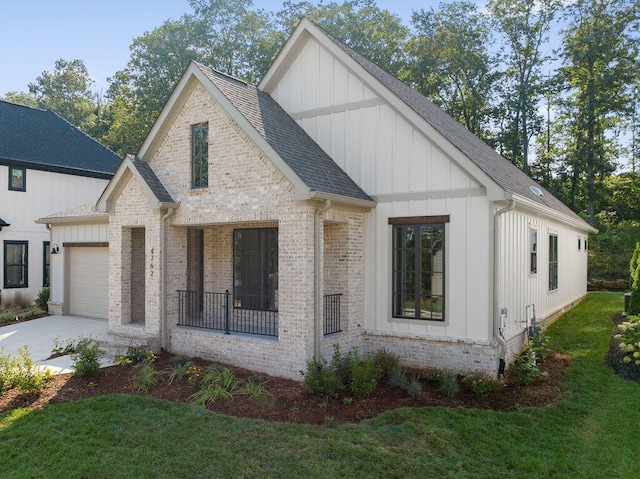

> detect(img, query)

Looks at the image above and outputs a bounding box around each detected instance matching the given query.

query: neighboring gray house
[41,19,596,379]
[0,100,121,306]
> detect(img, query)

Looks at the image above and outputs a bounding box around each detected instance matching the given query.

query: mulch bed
[1,350,570,425]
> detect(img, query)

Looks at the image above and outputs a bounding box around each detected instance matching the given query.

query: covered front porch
[170,220,346,339]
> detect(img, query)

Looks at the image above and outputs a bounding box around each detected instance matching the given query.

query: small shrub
[509,350,548,385]
[350,355,382,398]
[387,365,409,389]
[439,372,460,398]
[300,356,343,397]
[133,361,163,392]
[462,372,503,396]
[0,308,19,325]
[10,346,52,394]
[35,287,50,311]
[72,339,104,377]
[407,375,423,397]
[19,306,43,320]
[0,349,12,395]
[530,328,550,362]
[422,368,445,382]
[373,348,400,377]
[613,315,640,366]
[118,345,156,366]
[170,354,192,366]
[331,344,359,386]
[342,396,353,405]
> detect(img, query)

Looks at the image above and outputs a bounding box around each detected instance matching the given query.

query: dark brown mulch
[0,350,570,425]
[606,313,640,383]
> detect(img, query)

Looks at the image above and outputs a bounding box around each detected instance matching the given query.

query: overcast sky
[0,0,437,96]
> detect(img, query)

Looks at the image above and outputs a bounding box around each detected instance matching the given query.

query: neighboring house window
[4,240,28,288]
[549,234,558,291]
[43,242,51,287]
[530,229,538,274]
[390,216,448,321]
[8,166,26,191]
[191,122,209,188]
[233,228,278,311]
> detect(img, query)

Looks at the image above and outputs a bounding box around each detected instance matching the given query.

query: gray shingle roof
[131,156,176,204]
[0,100,121,178]
[194,63,372,203]
[321,27,585,222]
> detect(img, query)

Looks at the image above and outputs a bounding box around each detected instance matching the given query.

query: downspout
[494,199,516,377]
[314,199,332,358]
[160,207,175,352]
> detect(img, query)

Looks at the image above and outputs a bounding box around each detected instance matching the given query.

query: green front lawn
[1,292,638,478]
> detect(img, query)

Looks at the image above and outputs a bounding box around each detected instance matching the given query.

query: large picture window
[233,228,278,311]
[4,240,28,288]
[549,234,558,291]
[390,216,447,321]
[191,123,209,188]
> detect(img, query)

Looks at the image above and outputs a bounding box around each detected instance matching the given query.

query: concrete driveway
[0,315,115,374]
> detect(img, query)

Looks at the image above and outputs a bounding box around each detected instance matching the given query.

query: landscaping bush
[0,346,52,395]
[613,315,640,366]
[133,361,163,392]
[462,372,503,396]
[35,287,50,312]
[350,355,382,398]
[71,339,104,377]
[300,356,343,397]
[509,350,548,385]
[117,345,156,365]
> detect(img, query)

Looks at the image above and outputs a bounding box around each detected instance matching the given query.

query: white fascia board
[35,214,108,226]
[510,193,598,234]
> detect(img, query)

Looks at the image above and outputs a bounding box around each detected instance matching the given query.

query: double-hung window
[4,240,28,288]
[549,234,558,291]
[390,216,447,321]
[191,123,209,188]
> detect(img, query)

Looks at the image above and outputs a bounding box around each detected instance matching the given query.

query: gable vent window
[191,122,209,189]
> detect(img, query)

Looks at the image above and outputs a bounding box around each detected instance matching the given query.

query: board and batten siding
[497,208,589,340]
[268,37,481,197]
[0,165,110,305]
[267,36,495,342]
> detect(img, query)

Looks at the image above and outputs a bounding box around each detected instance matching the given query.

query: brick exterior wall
[105,81,533,380]
[105,84,367,379]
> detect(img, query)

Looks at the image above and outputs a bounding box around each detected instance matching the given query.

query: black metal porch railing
[323,293,342,335]
[177,290,278,337]
[177,290,343,338]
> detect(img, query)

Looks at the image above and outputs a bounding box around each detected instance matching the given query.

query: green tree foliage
[403,1,499,143]
[278,0,408,75]
[487,0,561,174]
[559,0,639,225]
[28,59,101,135]
[0,91,38,108]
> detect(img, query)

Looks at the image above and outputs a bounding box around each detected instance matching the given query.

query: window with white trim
[530,229,538,274]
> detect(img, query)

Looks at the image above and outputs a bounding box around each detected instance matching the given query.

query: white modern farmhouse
[0,100,121,307]
[40,19,596,379]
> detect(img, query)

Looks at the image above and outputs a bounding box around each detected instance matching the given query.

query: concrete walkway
[0,315,116,374]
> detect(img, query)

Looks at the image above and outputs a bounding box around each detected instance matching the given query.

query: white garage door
[68,247,109,319]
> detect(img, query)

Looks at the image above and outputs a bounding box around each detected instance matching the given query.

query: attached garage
[67,246,109,319]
